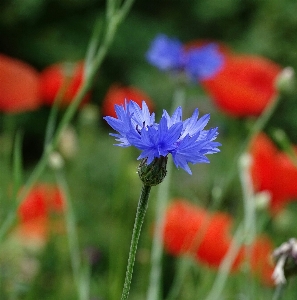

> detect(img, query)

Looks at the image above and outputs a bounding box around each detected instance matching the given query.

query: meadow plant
[1,1,297,300]
[104,100,221,299]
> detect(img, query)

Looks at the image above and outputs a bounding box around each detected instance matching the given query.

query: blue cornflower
[104,100,221,175]
[146,34,224,81]
[183,43,224,80]
[145,34,183,71]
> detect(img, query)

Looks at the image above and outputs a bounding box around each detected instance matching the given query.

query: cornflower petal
[128,100,155,129]
[104,103,132,147]
[180,109,210,139]
[183,43,224,80]
[172,127,221,174]
[146,34,183,71]
[162,106,183,128]
[104,100,220,174]
[135,117,183,165]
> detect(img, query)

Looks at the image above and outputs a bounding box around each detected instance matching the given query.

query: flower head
[146,34,224,81]
[0,54,41,113]
[146,34,183,71]
[183,43,224,80]
[162,200,275,283]
[15,184,65,246]
[102,84,154,118]
[162,200,243,270]
[250,133,297,213]
[40,61,90,107]
[201,55,282,116]
[104,100,220,174]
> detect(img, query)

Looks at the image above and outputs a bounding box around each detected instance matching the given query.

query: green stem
[55,171,87,300]
[0,0,136,244]
[121,185,152,300]
[272,284,286,300]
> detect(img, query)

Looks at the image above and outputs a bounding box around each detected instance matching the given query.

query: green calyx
[138,156,168,186]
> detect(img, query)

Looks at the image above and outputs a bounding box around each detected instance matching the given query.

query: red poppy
[15,183,65,245]
[201,55,282,117]
[248,236,275,286]
[250,133,297,212]
[250,133,278,193]
[272,149,297,211]
[102,84,154,118]
[162,200,243,270]
[195,212,243,270]
[162,200,209,255]
[18,184,64,223]
[0,54,41,113]
[39,61,90,107]
[14,217,49,246]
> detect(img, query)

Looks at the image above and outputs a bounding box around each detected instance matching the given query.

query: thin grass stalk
[0,0,136,244]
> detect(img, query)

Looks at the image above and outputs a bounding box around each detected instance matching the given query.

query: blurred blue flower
[145,34,183,71]
[146,34,224,81]
[104,100,220,174]
[183,43,224,80]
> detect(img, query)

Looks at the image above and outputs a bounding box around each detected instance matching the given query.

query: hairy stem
[121,185,151,300]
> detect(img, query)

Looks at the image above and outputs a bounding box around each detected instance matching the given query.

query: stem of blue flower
[146,83,186,300]
[121,184,152,300]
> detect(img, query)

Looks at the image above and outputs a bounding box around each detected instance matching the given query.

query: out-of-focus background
[1,0,297,299]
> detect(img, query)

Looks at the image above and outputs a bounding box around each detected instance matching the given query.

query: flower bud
[138,156,168,186]
[48,151,64,170]
[275,66,295,94]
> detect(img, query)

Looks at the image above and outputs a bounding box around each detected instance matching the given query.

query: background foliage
[1,0,297,299]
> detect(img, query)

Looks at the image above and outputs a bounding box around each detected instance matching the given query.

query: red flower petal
[201,55,281,117]
[163,200,243,270]
[250,133,297,213]
[0,54,41,113]
[40,61,90,107]
[195,212,243,270]
[250,133,278,193]
[271,149,297,211]
[163,200,208,255]
[18,184,64,223]
[248,236,275,286]
[18,187,48,223]
[102,84,155,118]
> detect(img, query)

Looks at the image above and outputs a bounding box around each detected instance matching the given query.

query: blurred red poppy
[250,133,278,193]
[162,200,275,285]
[201,55,282,117]
[195,212,243,269]
[102,84,154,118]
[16,184,65,244]
[0,54,41,113]
[162,200,208,255]
[272,148,297,211]
[250,133,297,212]
[162,200,243,271]
[18,184,64,223]
[248,236,275,286]
[40,61,90,107]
